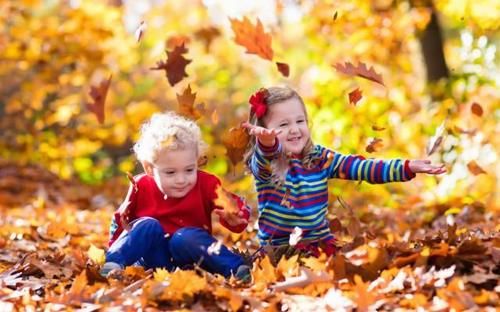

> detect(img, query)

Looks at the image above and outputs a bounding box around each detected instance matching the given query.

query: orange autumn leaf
[471,102,483,117]
[166,35,191,50]
[221,125,250,166]
[276,62,290,77]
[211,110,219,124]
[467,161,487,175]
[86,75,112,124]
[230,17,273,61]
[194,27,220,52]
[176,84,204,120]
[348,87,362,105]
[214,185,238,214]
[151,43,191,87]
[333,61,385,86]
[365,138,383,153]
[353,275,380,310]
[322,153,334,169]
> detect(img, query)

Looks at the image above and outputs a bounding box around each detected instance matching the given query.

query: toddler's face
[149,146,198,198]
[263,97,311,155]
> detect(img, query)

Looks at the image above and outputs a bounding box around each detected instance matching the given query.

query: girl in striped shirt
[243,86,446,256]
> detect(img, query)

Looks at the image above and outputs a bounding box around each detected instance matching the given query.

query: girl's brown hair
[243,86,319,185]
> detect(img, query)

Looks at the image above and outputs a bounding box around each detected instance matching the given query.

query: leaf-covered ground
[1,161,498,311]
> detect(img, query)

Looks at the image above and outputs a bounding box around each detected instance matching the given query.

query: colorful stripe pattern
[250,141,416,246]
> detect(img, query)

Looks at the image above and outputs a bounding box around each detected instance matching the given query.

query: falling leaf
[467,161,486,175]
[276,62,290,77]
[151,44,191,86]
[470,102,483,117]
[322,153,334,170]
[289,227,303,246]
[194,27,220,52]
[86,75,112,124]
[365,138,383,153]
[87,244,105,265]
[348,88,362,105]
[427,121,446,156]
[280,188,293,209]
[333,11,338,21]
[176,84,204,120]
[221,125,250,166]
[134,21,146,42]
[214,185,239,214]
[333,61,385,86]
[230,17,273,61]
[211,110,219,124]
[372,125,386,131]
[166,35,191,50]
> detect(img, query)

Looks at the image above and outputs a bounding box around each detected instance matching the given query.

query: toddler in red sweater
[101,112,251,281]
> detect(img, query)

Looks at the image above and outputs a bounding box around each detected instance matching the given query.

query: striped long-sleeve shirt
[249,140,416,247]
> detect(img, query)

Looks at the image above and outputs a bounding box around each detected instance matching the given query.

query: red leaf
[230,17,273,61]
[86,75,112,124]
[276,62,290,77]
[471,102,483,117]
[348,88,362,105]
[151,44,191,87]
[333,61,385,86]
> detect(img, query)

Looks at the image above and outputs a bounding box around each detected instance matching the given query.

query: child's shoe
[234,264,251,283]
[100,262,123,277]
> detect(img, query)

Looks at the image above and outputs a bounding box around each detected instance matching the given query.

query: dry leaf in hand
[86,75,112,124]
[467,161,486,175]
[151,44,191,86]
[471,102,483,117]
[176,84,204,120]
[222,125,250,166]
[365,138,383,153]
[214,185,239,214]
[333,61,385,86]
[427,121,446,156]
[230,17,273,61]
[348,88,362,105]
[276,62,290,77]
[194,27,220,52]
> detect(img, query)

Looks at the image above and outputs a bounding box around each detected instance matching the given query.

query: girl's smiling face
[263,97,311,155]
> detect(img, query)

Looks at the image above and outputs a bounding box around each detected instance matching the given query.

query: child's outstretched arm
[408,159,447,175]
[242,122,282,182]
[324,149,445,183]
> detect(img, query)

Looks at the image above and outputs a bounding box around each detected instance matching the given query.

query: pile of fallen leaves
[0,162,498,311]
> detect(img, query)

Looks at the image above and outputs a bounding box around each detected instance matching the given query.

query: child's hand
[409,160,447,175]
[214,208,247,227]
[242,122,282,147]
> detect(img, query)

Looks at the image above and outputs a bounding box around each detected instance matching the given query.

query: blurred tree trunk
[412,0,450,82]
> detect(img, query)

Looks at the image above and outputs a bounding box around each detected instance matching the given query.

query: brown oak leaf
[86,75,112,124]
[151,44,191,87]
[467,161,486,175]
[176,84,204,120]
[348,88,362,105]
[333,61,385,86]
[471,102,483,117]
[230,17,273,61]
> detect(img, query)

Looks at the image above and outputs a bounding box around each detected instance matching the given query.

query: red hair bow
[249,88,268,118]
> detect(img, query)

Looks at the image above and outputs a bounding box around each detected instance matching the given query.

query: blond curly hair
[133,112,207,163]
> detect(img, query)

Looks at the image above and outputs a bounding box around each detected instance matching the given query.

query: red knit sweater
[109,171,250,246]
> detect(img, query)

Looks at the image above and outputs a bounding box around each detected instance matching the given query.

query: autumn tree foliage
[0,0,498,310]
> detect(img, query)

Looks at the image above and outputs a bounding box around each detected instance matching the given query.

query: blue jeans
[105,217,245,277]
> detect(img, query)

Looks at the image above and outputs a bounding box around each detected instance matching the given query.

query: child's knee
[133,217,164,235]
[170,227,207,249]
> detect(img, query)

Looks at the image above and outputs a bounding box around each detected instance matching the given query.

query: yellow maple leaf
[154,267,170,282]
[87,244,105,265]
